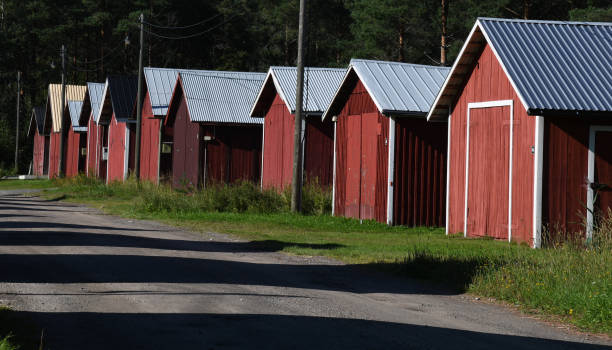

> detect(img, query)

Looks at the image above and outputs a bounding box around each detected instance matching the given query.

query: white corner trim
[260,117,266,190]
[587,125,612,241]
[106,123,110,184]
[157,120,162,184]
[86,119,91,176]
[464,100,514,240]
[445,109,452,235]
[331,119,337,216]
[123,123,130,180]
[533,115,544,248]
[386,116,396,225]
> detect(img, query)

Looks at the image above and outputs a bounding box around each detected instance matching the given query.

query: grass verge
[36,176,612,335]
[0,179,55,190]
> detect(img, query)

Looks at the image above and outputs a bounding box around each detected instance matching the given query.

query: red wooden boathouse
[324,59,450,225]
[63,100,87,177]
[250,67,345,190]
[28,106,48,176]
[95,76,138,183]
[79,82,105,178]
[427,18,612,247]
[165,71,265,188]
[42,84,86,178]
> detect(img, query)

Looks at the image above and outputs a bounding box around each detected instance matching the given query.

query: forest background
[0,0,610,172]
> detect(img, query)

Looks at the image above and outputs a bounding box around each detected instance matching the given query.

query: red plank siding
[32,131,46,176]
[334,80,388,223]
[393,118,447,227]
[202,125,262,185]
[448,43,535,243]
[48,132,61,179]
[106,113,127,183]
[171,90,200,189]
[86,116,99,177]
[304,117,334,186]
[595,130,612,221]
[262,94,294,190]
[64,127,82,178]
[139,92,161,183]
[99,124,108,182]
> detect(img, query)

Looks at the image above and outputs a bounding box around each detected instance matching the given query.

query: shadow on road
[17,311,609,350]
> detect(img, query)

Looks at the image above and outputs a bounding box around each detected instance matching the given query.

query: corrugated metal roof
[178,72,266,124]
[144,67,263,116]
[96,75,138,123]
[269,66,345,114]
[28,106,45,137]
[428,18,612,119]
[67,100,86,132]
[324,59,449,119]
[479,18,612,114]
[45,84,86,133]
[87,82,105,122]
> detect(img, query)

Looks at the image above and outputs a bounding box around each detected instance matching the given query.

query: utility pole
[14,71,20,172]
[291,0,307,213]
[57,45,67,177]
[441,0,448,66]
[134,12,144,180]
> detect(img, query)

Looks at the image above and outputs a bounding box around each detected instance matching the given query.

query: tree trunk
[398,26,404,62]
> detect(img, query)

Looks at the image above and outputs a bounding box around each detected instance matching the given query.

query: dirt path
[0,192,609,349]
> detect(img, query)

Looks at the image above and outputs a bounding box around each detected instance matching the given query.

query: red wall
[106,113,127,183]
[334,80,389,223]
[48,132,61,179]
[393,118,447,227]
[261,93,334,191]
[64,127,82,178]
[262,94,294,190]
[171,91,200,189]
[32,131,46,176]
[304,117,334,186]
[202,124,262,185]
[448,43,535,244]
[139,92,161,183]
[86,116,99,177]
[543,117,612,236]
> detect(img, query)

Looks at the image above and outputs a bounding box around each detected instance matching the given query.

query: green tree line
[0,0,610,173]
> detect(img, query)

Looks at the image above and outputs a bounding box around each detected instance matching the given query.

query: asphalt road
[0,191,610,349]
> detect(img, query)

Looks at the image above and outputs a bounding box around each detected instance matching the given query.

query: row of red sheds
[28,17,612,247]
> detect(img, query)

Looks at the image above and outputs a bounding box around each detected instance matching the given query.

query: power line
[143,13,222,30]
[144,14,239,40]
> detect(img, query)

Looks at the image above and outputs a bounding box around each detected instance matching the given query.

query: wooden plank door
[345,115,361,219]
[594,130,612,221]
[466,106,510,239]
[360,113,379,220]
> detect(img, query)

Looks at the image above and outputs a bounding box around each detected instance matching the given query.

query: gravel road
[0,191,609,349]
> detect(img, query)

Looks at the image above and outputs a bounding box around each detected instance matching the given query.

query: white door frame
[464,100,514,241]
[532,116,544,248]
[386,116,395,225]
[587,125,612,241]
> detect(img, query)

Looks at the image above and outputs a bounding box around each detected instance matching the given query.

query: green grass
[36,176,612,335]
[0,179,54,190]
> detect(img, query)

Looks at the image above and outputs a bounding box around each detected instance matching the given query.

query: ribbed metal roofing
[28,106,45,137]
[178,72,265,124]
[96,75,138,123]
[45,84,86,133]
[87,82,105,122]
[428,18,612,119]
[480,18,612,114]
[144,67,262,116]
[67,100,86,132]
[324,59,449,119]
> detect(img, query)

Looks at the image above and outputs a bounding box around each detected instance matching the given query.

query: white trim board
[464,100,514,241]
[386,116,395,225]
[331,118,337,216]
[260,116,266,190]
[445,109,452,235]
[587,125,612,242]
[123,123,130,180]
[532,115,544,248]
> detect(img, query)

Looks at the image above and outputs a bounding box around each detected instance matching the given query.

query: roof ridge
[478,17,612,26]
[350,58,451,70]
